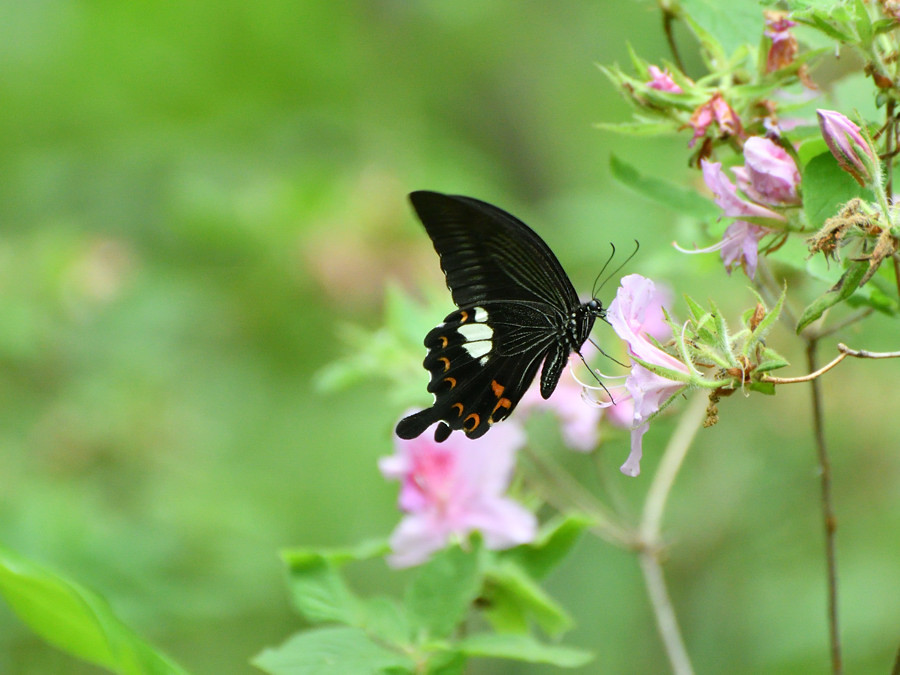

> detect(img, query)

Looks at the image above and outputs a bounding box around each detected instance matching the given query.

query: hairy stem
[637,392,707,675]
[806,340,842,675]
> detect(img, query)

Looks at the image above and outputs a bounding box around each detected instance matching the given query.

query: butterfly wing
[397,192,584,441]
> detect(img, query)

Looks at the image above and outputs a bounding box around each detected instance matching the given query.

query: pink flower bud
[816,109,879,187]
[647,65,683,93]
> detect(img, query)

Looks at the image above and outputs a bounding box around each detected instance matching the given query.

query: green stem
[636,392,707,675]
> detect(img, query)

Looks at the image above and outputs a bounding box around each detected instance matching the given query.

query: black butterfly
[396,191,606,443]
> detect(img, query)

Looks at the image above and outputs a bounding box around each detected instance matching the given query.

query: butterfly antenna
[591,244,616,299]
[594,240,641,297]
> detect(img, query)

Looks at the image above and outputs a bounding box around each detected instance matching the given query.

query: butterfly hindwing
[395,304,552,441]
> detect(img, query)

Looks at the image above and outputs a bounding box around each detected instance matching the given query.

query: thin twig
[636,392,707,675]
[806,340,842,675]
[762,342,900,384]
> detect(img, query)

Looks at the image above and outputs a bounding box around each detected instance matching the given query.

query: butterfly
[396,191,607,443]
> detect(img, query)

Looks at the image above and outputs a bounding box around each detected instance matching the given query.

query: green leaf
[755,347,790,374]
[802,152,873,229]
[742,284,785,358]
[609,155,720,220]
[482,563,572,636]
[679,0,766,58]
[282,541,387,625]
[748,381,776,395]
[458,633,593,668]
[252,626,414,675]
[359,596,410,646]
[405,545,481,641]
[422,650,467,675]
[683,294,707,323]
[796,260,869,332]
[0,544,188,675]
[501,513,592,580]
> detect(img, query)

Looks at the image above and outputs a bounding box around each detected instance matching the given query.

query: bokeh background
[1,1,898,673]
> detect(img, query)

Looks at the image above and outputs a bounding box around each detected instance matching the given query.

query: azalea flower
[733,137,800,206]
[680,139,798,277]
[717,221,771,278]
[381,419,536,567]
[647,65,683,93]
[605,275,690,477]
[518,354,603,452]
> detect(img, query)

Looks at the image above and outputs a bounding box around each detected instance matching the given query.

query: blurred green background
[1,1,898,673]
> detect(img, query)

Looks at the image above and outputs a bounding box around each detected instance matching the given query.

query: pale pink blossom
[518,354,602,451]
[607,275,690,477]
[380,419,536,567]
[732,137,800,205]
[719,221,770,277]
[701,159,785,221]
[647,65,683,93]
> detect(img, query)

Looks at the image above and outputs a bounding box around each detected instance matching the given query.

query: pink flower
[732,137,800,205]
[701,159,785,221]
[647,65,683,93]
[380,419,536,567]
[719,221,769,278]
[518,354,603,452]
[817,109,879,187]
[606,275,690,477]
[691,154,795,278]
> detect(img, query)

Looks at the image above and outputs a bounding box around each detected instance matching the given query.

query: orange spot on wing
[459,310,469,323]
[491,380,505,397]
[464,413,480,431]
[438,356,450,372]
[490,397,512,421]
[452,402,464,416]
[438,336,448,348]
[443,377,456,389]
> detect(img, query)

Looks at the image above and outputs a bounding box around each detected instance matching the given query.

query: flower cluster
[693,136,800,278]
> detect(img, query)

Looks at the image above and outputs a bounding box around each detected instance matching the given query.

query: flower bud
[816,109,880,187]
[646,65,682,93]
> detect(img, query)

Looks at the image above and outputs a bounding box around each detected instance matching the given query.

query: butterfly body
[396,191,605,442]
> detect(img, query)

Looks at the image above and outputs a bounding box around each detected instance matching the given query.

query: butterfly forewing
[409,192,580,310]
[397,191,604,442]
